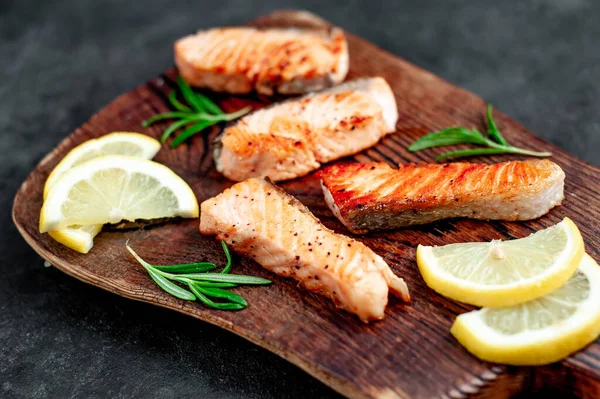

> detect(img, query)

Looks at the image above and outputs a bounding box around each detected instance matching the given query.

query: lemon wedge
[451,253,600,365]
[44,132,161,199]
[44,133,161,253]
[40,155,198,233]
[416,218,584,307]
[48,225,103,254]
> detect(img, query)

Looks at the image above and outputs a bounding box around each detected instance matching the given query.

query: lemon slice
[43,132,160,253]
[44,132,161,199]
[40,155,198,232]
[48,225,103,254]
[451,253,600,365]
[416,218,584,307]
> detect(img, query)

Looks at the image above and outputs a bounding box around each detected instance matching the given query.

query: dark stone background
[1,1,598,398]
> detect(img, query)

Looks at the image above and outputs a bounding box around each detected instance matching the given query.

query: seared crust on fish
[320,160,565,233]
[213,77,398,182]
[199,178,409,322]
[175,27,348,95]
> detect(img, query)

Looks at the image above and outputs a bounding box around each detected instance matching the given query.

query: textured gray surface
[2,0,599,398]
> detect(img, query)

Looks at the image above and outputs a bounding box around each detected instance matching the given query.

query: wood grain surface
[12,10,600,399]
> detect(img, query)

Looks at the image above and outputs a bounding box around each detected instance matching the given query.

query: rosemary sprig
[408,105,551,161]
[126,240,271,310]
[142,76,251,148]
[485,104,507,145]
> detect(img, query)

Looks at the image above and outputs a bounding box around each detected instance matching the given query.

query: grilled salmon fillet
[199,178,410,322]
[175,27,348,95]
[214,77,398,182]
[320,160,565,233]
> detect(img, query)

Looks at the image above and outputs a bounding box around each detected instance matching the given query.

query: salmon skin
[320,160,565,234]
[199,178,410,322]
[213,77,398,182]
[174,27,348,95]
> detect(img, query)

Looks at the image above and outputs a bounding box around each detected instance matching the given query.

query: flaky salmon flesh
[175,27,348,95]
[214,77,398,182]
[199,178,410,322]
[320,160,565,234]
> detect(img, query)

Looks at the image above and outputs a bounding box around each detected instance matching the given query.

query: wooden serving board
[12,10,600,399]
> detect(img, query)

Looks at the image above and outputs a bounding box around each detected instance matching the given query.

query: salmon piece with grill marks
[199,178,410,322]
[213,77,398,182]
[320,160,565,234]
[175,27,348,95]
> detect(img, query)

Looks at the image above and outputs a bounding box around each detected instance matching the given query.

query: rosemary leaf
[188,283,246,310]
[486,105,508,145]
[435,144,552,161]
[168,107,251,147]
[194,282,238,288]
[170,120,220,148]
[409,137,476,151]
[173,273,272,285]
[193,92,223,115]
[160,118,197,143]
[147,268,197,300]
[126,245,196,300]
[142,111,191,127]
[168,91,192,112]
[177,76,212,114]
[196,286,248,306]
[152,262,217,273]
[435,147,517,161]
[220,240,232,274]
[408,127,487,152]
